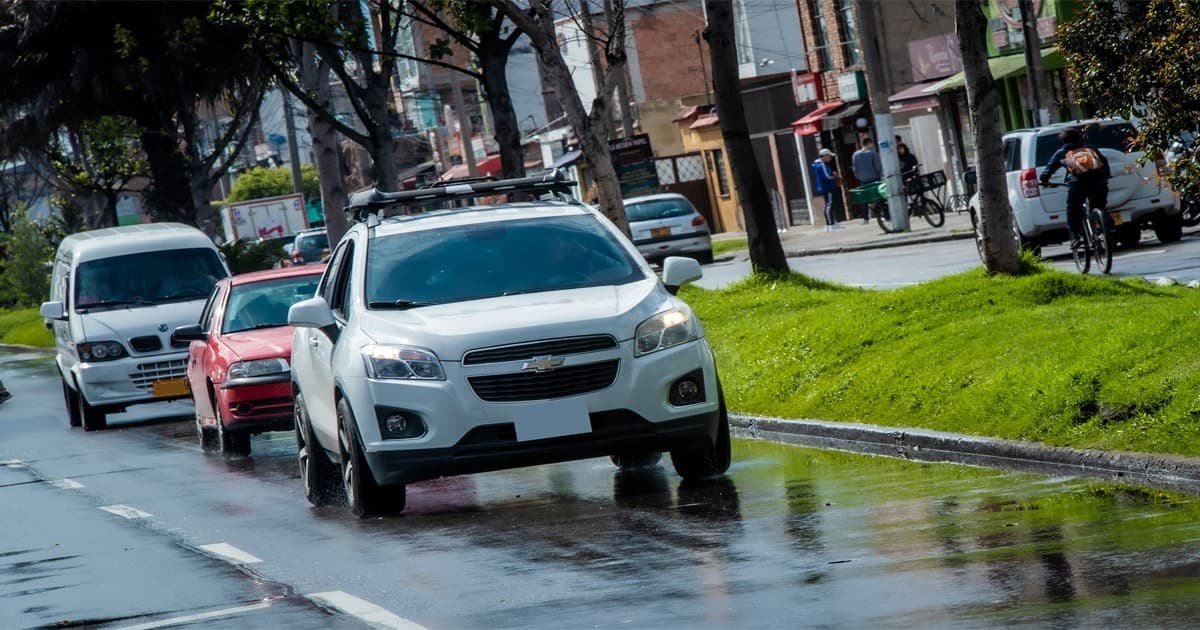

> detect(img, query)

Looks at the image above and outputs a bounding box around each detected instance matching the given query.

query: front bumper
[217,373,294,434]
[72,352,191,409]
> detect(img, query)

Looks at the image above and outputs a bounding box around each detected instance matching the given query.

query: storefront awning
[791,101,844,136]
[889,81,941,114]
[549,149,582,169]
[931,46,1066,93]
[822,102,867,132]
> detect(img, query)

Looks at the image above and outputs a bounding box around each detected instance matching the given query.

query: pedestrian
[852,137,883,224]
[811,148,844,231]
[897,143,920,183]
[1039,127,1110,249]
[0,379,10,405]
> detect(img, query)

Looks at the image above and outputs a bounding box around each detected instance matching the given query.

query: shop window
[706,149,731,198]
[835,0,860,66]
[807,0,833,71]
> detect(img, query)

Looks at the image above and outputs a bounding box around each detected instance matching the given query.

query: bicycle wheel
[1071,229,1090,274]
[1089,207,1113,274]
[921,197,946,228]
[874,200,897,233]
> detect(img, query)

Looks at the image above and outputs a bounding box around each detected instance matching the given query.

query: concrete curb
[731,414,1200,494]
[782,230,974,259]
[0,344,53,354]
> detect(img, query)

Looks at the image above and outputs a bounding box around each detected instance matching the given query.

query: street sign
[609,134,660,198]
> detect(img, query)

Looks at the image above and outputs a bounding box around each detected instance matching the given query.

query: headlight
[77,341,127,362]
[228,358,290,379]
[635,308,699,356]
[361,345,445,380]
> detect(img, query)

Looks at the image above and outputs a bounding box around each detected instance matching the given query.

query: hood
[358,279,669,362]
[80,299,207,356]
[219,325,295,362]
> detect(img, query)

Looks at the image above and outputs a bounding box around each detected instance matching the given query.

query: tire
[610,452,663,470]
[295,392,343,507]
[670,390,732,480]
[1182,195,1200,227]
[873,201,897,233]
[1071,233,1091,274]
[196,416,218,453]
[1090,208,1114,275]
[62,378,82,428]
[77,390,107,432]
[695,250,714,265]
[337,398,406,518]
[1154,211,1184,244]
[1115,223,1141,249]
[921,198,946,228]
[216,403,251,457]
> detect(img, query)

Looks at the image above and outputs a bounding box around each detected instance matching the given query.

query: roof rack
[345,169,579,223]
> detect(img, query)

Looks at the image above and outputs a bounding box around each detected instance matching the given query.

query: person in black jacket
[897,143,920,183]
[1040,127,1111,247]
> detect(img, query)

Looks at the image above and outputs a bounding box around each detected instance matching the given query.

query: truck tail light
[1021,168,1040,198]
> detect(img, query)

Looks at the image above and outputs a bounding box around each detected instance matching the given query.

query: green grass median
[712,237,748,258]
[0,308,53,348]
[682,265,1200,457]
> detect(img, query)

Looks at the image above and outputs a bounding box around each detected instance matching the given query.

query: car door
[188,284,223,420]
[305,239,355,447]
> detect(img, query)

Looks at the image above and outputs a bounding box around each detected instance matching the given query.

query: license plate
[651,227,671,238]
[514,398,590,442]
[152,378,190,398]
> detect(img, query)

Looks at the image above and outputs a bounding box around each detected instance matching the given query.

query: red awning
[888,81,941,114]
[437,154,503,182]
[791,101,844,136]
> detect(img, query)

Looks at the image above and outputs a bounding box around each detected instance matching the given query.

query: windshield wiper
[157,292,208,302]
[76,299,155,312]
[367,300,438,310]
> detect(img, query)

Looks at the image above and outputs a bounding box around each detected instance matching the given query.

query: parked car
[172,266,324,456]
[623,193,714,265]
[969,118,1181,253]
[288,176,729,517]
[289,227,329,266]
[40,223,230,431]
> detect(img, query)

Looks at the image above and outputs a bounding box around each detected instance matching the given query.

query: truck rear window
[1036,124,1138,166]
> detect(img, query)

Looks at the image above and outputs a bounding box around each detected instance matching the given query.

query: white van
[39,223,230,430]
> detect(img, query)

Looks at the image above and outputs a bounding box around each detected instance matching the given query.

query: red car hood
[218,325,295,362]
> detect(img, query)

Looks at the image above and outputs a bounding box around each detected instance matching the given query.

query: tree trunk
[138,122,196,226]
[704,0,787,274]
[365,84,400,191]
[479,49,526,178]
[956,0,1020,274]
[300,43,349,247]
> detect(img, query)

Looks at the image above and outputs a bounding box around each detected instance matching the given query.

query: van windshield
[74,248,228,312]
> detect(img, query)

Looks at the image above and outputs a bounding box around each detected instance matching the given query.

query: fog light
[385,415,409,434]
[674,379,700,401]
[235,402,254,415]
[376,407,427,439]
[668,369,707,406]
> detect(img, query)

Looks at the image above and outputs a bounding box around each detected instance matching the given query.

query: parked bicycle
[852,170,947,234]
[1043,180,1114,274]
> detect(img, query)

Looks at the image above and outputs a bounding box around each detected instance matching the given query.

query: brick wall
[629,2,710,102]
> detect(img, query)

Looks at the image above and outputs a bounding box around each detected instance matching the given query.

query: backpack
[1064,147,1105,175]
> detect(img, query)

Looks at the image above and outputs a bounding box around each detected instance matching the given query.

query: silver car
[624,193,714,265]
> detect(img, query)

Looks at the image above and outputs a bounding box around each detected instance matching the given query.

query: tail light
[691,214,707,227]
[1021,168,1040,198]
[1154,151,1169,178]
[292,250,305,264]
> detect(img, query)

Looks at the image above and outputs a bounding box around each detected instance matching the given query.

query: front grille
[129,359,188,390]
[468,359,619,402]
[129,335,163,353]
[462,335,618,365]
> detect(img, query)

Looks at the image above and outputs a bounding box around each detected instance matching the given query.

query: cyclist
[1039,127,1111,248]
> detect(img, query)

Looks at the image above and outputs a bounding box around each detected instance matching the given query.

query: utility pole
[451,76,478,177]
[855,0,908,231]
[281,91,305,195]
[1018,0,1048,125]
[603,0,635,138]
[694,31,711,105]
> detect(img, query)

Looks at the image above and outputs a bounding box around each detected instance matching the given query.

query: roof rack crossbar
[345,170,578,222]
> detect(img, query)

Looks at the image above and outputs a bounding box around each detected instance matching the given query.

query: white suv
[287,176,729,517]
[969,118,1181,251]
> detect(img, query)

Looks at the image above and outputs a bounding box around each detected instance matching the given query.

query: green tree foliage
[218,239,287,275]
[224,165,320,203]
[44,116,147,228]
[1060,1,1200,193]
[0,207,52,307]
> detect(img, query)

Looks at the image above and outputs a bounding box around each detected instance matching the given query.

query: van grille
[462,335,618,365]
[129,335,163,353]
[468,359,619,402]
[130,359,188,390]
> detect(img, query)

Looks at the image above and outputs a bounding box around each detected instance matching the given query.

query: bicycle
[854,171,947,234]
[1042,181,1114,274]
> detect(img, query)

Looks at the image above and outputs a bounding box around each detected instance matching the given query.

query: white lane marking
[2,459,25,469]
[199,542,263,565]
[115,601,270,630]
[99,504,153,520]
[47,478,84,490]
[306,591,427,630]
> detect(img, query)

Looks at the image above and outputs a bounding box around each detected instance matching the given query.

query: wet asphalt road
[698,225,1200,289]
[7,351,1200,628]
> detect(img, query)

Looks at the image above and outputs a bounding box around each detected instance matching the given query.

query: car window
[222,275,322,334]
[1003,138,1021,172]
[74,247,228,312]
[365,215,647,308]
[297,232,329,253]
[625,198,694,223]
[320,242,348,303]
[328,242,355,320]
[1036,124,1140,167]
[198,285,222,332]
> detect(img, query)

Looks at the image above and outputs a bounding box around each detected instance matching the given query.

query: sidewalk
[712,207,975,260]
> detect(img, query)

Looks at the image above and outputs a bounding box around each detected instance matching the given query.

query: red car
[172,266,324,456]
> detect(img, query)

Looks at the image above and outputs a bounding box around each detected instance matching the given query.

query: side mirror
[171,324,208,345]
[40,301,66,321]
[289,296,338,341]
[662,256,703,295]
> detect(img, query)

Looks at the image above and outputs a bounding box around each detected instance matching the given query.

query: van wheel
[295,392,343,507]
[670,390,732,480]
[1154,212,1183,244]
[337,398,406,518]
[78,392,107,431]
[62,378,82,428]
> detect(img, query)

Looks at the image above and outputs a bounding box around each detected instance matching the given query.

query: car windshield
[366,214,646,308]
[625,198,694,223]
[297,233,328,253]
[1036,124,1139,166]
[74,248,228,312]
[222,275,321,334]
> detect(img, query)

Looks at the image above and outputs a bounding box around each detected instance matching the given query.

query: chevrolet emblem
[522,355,565,372]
